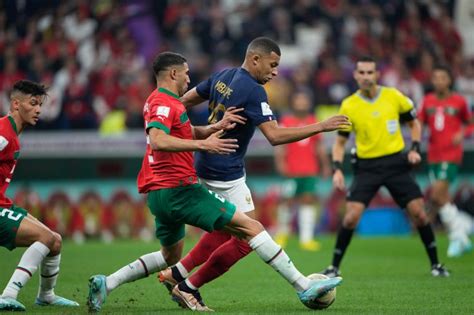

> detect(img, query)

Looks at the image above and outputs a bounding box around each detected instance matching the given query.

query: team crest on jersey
[261,102,273,116]
[157,106,170,118]
[0,136,8,151]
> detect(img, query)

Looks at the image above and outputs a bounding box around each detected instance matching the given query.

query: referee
[322,56,449,277]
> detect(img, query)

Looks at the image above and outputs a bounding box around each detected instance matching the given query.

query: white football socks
[2,241,50,299]
[37,254,61,302]
[298,205,316,243]
[439,202,470,243]
[106,251,167,292]
[248,231,310,292]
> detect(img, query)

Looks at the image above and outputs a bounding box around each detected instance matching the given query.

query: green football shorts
[281,177,317,198]
[147,183,236,246]
[428,162,458,183]
[0,205,28,251]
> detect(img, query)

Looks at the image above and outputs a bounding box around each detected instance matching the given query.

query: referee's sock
[417,224,439,266]
[331,227,354,268]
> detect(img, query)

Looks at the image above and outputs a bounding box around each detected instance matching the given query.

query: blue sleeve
[245,85,276,125]
[195,75,213,100]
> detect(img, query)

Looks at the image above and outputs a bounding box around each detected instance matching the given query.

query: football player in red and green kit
[274,90,331,251]
[87,52,345,312]
[0,80,79,311]
[418,65,473,257]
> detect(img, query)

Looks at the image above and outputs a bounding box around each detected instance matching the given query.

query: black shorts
[347,152,423,208]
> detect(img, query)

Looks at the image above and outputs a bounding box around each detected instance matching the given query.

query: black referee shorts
[347,152,423,208]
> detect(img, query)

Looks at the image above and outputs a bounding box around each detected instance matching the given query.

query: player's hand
[321,165,332,179]
[201,129,239,154]
[333,169,345,190]
[407,151,421,165]
[452,131,463,146]
[320,115,351,132]
[215,107,247,131]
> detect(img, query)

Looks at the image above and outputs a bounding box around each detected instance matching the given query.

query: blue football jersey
[195,67,275,181]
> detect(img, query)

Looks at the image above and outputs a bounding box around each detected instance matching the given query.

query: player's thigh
[384,170,423,209]
[0,205,28,251]
[346,170,382,207]
[147,189,186,247]
[200,177,255,213]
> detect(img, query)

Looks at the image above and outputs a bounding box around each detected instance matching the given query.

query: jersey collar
[158,87,179,100]
[357,86,382,103]
[7,116,19,135]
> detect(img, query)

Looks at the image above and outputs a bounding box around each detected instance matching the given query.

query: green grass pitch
[1,235,473,314]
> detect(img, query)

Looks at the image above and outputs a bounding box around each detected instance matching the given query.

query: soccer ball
[300,273,336,310]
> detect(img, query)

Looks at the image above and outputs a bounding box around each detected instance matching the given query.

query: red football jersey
[279,114,321,176]
[0,116,20,208]
[418,92,471,164]
[137,88,197,193]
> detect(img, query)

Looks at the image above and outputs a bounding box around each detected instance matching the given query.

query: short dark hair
[355,55,377,70]
[152,52,187,77]
[356,55,377,64]
[433,64,453,81]
[10,80,47,98]
[247,37,281,56]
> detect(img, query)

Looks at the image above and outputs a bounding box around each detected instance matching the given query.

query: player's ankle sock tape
[171,266,186,283]
[179,280,196,293]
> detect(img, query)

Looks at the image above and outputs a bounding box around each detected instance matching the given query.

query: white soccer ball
[301,273,336,310]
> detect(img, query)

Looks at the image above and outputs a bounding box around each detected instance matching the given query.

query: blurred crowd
[12,181,474,242]
[0,0,473,131]
[13,187,155,243]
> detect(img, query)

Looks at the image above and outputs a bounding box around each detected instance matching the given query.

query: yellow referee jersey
[339,86,414,159]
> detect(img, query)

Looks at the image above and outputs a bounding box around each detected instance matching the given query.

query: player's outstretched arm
[181,87,206,108]
[192,107,247,139]
[149,128,238,154]
[259,115,351,146]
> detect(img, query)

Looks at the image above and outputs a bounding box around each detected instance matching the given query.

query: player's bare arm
[149,127,238,154]
[192,107,247,139]
[259,115,351,146]
[180,87,206,108]
[332,134,348,190]
[316,141,332,178]
[406,119,422,165]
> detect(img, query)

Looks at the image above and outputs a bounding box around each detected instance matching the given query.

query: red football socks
[188,237,252,288]
[181,230,231,272]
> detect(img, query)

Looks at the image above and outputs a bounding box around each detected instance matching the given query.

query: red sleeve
[0,134,12,160]
[146,101,176,134]
[459,96,471,124]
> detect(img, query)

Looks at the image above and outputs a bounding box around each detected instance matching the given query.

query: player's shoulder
[380,86,404,97]
[450,92,467,104]
[341,91,360,107]
[421,92,437,104]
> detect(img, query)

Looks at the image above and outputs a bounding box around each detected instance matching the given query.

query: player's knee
[343,213,360,229]
[50,232,62,255]
[37,229,57,251]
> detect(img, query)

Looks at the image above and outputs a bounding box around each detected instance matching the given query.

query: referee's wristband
[410,141,421,154]
[332,161,343,173]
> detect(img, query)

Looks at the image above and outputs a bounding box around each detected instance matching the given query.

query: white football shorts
[199,176,255,213]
